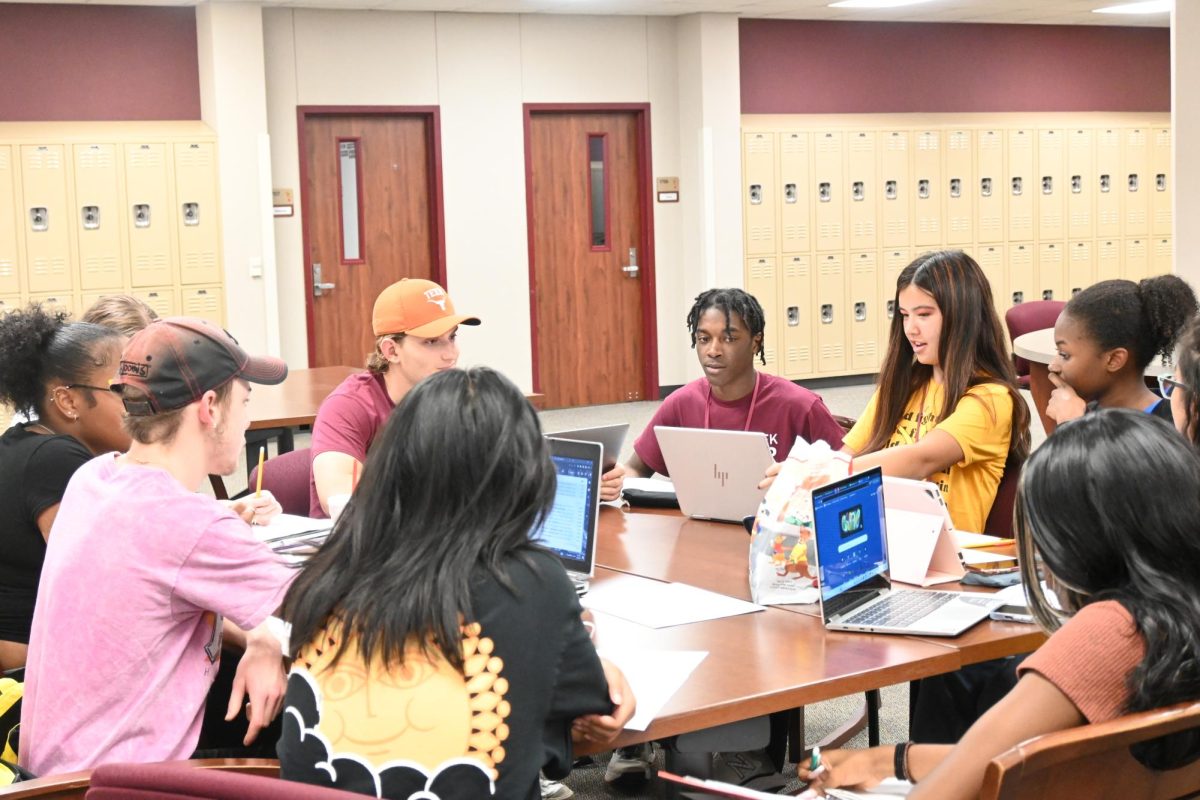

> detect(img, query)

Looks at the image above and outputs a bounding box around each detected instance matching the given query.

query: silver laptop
[811,467,1000,637]
[533,437,602,595]
[654,426,773,524]
[544,423,628,471]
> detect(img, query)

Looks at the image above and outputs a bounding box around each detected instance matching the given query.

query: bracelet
[894,741,913,782]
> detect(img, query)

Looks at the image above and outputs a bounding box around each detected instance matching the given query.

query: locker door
[1121,128,1149,238]
[1036,241,1066,302]
[743,132,777,257]
[21,144,73,293]
[880,130,911,248]
[849,251,880,372]
[1151,127,1171,236]
[1036,129,1066,241]
[913,130,942,247]
[945,129,973,246]
[881,248,910,346]
[0,146,19,296]
[1007,129,1034,242]
[1008,243,1034,309]
[1152,237,1172,276]
[1097,238,1121,282]
[814,132,845,252]
[976,129,1004,244]
[180,286,225,325]
[28,293,76,317]
[132,287,178,318]
[847,131,877,251]
[976,243,1006,319]
[1124,238,1148,282]
[1095,127,1121,239]
[778,132,812,254]
[1067,128,1094,240]
[781,254,814,378]
[816,253,846,372]
[746,256,780,375]
[1067,240,1094,298]
[174,142,222,285]
[125,143,174,288]
[73,143,124,292]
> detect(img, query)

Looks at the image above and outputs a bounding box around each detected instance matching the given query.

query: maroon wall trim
[0,4,200,121]
[739,20,1169,115]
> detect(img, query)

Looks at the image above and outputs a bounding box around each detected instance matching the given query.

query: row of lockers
[747,237,1171,380]
[0,285,225,326]
[742,122,1172,255]
[0,131,223,298]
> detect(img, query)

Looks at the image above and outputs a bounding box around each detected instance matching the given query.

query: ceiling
[19,0,1172,27]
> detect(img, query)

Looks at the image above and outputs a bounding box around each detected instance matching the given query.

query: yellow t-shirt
[842,379,1013,534]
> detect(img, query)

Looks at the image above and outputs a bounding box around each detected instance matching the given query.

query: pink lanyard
[705,371,762,432]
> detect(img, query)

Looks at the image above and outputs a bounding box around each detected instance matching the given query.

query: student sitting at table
[602,288,844,501]
[20,318,293,776]
[1044,275,1197,426]
[309,278,479,517]
[278,366,634,800]
[1163,315,1200,447]
[81,293,160,338]
[798,409,1200,800]
[0,307,130,672]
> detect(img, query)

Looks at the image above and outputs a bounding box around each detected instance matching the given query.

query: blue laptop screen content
[812,471,888,601]
[531,455,594,562]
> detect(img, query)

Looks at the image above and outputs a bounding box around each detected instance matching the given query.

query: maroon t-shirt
[632,372,845,476]
[308,372,394,518]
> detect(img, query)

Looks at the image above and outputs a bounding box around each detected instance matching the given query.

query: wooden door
[527,110,654,408]
[300,111,441,368]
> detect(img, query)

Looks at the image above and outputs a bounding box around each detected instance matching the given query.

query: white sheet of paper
[623,476,676,494]
[959,548,1016,565]
[827,779,913,798]
[993,583,1031,604]
[254,513,333,544]
[265,615,292,654]
[596,648,707,731]
[582,577,765,628]
[953,530,1009,548]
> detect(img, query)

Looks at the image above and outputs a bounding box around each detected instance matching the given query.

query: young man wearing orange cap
[309,278,480,517]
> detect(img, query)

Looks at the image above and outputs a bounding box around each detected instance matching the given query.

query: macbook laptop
[533,437,602,595]
[654,426,773,523]
[544,423,629,471]
[810,467,999,636]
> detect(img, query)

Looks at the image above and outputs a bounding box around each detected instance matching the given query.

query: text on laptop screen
[531,455,595,561]
[812,470,888,602]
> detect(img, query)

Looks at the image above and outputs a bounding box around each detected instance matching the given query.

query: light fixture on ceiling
[1093,0,1171,14]
[828,0,940,8]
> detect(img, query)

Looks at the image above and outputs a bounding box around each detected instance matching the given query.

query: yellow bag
[0,676,22,784]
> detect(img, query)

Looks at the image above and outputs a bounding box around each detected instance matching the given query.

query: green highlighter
[810,745,821,773]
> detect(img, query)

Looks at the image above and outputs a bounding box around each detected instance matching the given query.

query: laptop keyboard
[843,591,956,628]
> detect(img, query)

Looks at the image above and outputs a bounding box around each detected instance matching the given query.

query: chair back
[983,457,1022,539]
[1005,300,1065,385]
[84,759,360,800]
[247,448,313,516]
[980,700,1200,800]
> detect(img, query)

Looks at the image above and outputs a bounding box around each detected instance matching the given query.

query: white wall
[1174,0,1200,285]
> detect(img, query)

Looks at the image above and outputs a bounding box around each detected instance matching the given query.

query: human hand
[571,658,636,745]
[796,747,891,796]
[226,626,287,745]
[228,490,283,526]
[600,465,626,502]
[758,460,782,490]
[1046,372,1086,424]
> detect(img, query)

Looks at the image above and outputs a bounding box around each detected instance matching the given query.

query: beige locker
[945,129,973,245]
[125,143,174,288]
[1008,243,1034,309]
[174,142,221,285]
[813,132,845,252]
[1036,241,1066,302]
[0,403,13,434]
[846,131,877,251]
[781,254,814,378]
[881,131,911,248]
[79,291,109,314]
[1036,129,1066,241]
[133,287,178,319]
[778,132,812,254]
[975,244,1006,319]
[1124,238,1148,282]
[1095,127,1122,239]
[28,292,76,317]
[815,253,846,372]
[1121,128,1149,237]
[0,295,20,315]
[1152,236,1172,276]
[743,133,777,257]
[0,146,19,296]
[1067,128,1094,240]
[913,130,942,246]
[20,144,73,293]
[881,247,910,345]
[1097,238,1121,282]
[1007,129,1035,242]
[73,144,124,292]
[1151,127,1171,235]
[180,285,224,326]
[976,129,1004,243]
[746,256,780,375]
[1067,240,1094,298]
[849,251,880,372]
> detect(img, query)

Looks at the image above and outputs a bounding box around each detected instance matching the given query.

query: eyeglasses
[1157,373,1191,399]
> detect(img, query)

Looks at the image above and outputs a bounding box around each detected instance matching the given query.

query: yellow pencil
[255,446,265,497]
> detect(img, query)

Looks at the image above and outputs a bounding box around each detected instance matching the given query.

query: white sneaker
[539,775,574,800]
[603,743,654,784]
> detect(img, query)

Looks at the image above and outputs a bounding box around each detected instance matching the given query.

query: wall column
[1173,1,1200,284]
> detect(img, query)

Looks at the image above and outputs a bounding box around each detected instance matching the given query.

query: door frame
[522,102,660,402]
[296,105,447,367]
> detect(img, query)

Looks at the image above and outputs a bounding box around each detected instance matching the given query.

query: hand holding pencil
[228,447,283,525]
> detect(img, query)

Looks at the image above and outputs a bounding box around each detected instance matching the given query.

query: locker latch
[133,204,151,228]
[854,302,867,322]
[1011,177,1023,196]
[885,180,897,200]
[818,182,831,202]
[1012,291,1024,305]
[1071,175,1082,194]
[82,206,100,230]
[917,179,930,199]
[820,304,834,324]
[1128,174,1139,192]
[949,178,961,198]
[787,306,800,327]
[852,181,864,201]
[1042,290,1054,301]
[1072,287,1083,297]
[887,300,896,320]
[980,177,992,197]
[1156,174,1166,192]
[1100,174,1111,192]
[29,208,48,232]
[784,183,797,204]
[749,184,763,205]
[1042,176,1053,195]
[182,202,200,225]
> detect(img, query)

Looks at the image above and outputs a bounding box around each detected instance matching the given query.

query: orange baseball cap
[371,279,480,338]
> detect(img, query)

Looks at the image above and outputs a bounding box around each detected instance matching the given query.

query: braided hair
[686,288,767,365]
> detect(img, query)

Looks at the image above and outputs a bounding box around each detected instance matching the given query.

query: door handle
[313,263,336,297]
[622,247,640,278]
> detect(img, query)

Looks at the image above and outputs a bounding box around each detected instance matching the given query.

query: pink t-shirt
[20,455,295,777]
[633,372,845,475]
[308,371,394,517]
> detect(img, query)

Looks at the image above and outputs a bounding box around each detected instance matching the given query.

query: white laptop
[545,423,628,471]
[654,426,773,523]
[533,437,602,594]
[810,467,999,637]
[882,476,965,587]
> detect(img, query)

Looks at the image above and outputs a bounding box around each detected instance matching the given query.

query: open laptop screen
[811,467,889,602]
[531,437,601,575]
